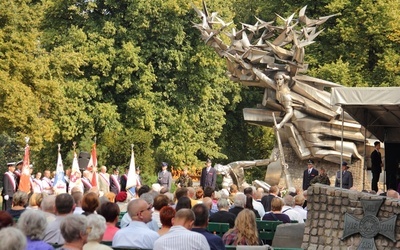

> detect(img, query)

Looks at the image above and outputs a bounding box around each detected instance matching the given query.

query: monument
[192,2,376,189]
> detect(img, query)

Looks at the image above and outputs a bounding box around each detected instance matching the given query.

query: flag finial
[25,137,29,145]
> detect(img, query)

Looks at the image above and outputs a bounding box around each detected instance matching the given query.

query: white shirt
[293,205,307,222]
[282,205,304,223]
[253,199,266,217]
[120,212,158,231]
[112,221,159,249]
[153,225,210,250]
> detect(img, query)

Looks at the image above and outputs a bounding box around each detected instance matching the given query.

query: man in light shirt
[112,198,159,249]
[154,208,210,250]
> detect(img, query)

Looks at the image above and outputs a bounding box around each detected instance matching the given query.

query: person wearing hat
[302,159,319,191]
[335,162,353,189]
[158,162,173,192]
[2,162,17,210]
[200,158,217,190]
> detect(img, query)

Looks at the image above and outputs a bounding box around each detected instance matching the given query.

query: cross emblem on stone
[341,198,397,250]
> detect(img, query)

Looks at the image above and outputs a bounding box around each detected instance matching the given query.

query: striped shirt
[153,225,210,250]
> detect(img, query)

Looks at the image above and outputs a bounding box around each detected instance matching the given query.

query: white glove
[4,195,9,200]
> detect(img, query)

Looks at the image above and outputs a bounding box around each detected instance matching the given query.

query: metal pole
[340,107,344,189]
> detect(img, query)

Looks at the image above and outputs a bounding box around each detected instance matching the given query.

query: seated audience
[209,198,236,228]
[112,199,159,249]
[229,193,246,217]
[115,191,128,213]
[0,211,14,229]
[72,191,84,215]
[293,195,307,222]
[158,206,176,236]
[262,197,291,223]
[98,202,120,241]
[261,185,279,212]
[175,196,192,211]
[244,195,260,218]
[222,209,260,246]
[27,192,46,210]
[196,187,204,200]
[153,194,170,229]
[153,208,210,250]
[6,191,28,219]
[40,195,56,223]
[60,214,89,250]
[192,204,225,250]
[82,192,100,216]
[17,210,53,250]
[43,193,75,245]
[0,227,27,250]
[282,194,303,223]
[83,214,112,250]
[243,187,265,217]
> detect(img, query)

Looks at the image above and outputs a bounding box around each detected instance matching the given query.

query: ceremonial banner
[69,151,83,193]
[87,143,98,187]
[18,138,31,193]
[53,146,67,194]
[126,145,138,197]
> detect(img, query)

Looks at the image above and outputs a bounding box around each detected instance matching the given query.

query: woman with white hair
[17,210,53,250]
[83,214,112,250]
[0,227,27,250]
[60,214,89,250]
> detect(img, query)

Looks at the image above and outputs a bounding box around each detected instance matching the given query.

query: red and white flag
[18,139,31,193]
[87,143,98,187]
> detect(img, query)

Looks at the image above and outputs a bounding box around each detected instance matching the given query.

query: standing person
[200,159,217,190]
[110,167,120,195]
[371,141,383,192]
[302,160,318,191]
[136,167,142,186]
[120,166,129,192]
[98,166,110,196]
[42,170,54,195]
[175,168,193,188]
[157,162,173,192]
[2,162,16,211]
[310,167,331,186]
[14,160,23,188]
[335,162,353,189]
[81,170,93,193]
[32,172,43,193]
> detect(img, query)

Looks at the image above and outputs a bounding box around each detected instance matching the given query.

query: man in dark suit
[209,198,236,228]
[2,162,16,210]
[200,158,217,190]
[110,167,120,195]
[302,159,318,191]
[371,141,382,192]
[335,162,353,189]
[120,166,129,192]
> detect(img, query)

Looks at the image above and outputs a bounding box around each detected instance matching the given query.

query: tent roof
[331,87,400,142]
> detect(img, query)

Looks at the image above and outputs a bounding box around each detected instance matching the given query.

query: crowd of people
[0,144,392,250]
[0,159,313,250]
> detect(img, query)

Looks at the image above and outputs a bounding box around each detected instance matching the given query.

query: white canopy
[331,87,400,142]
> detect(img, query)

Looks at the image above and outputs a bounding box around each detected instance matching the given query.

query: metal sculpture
[193,2,368,188]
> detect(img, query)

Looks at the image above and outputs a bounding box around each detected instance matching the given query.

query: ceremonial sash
[81,178,92,188]
[5,172,16,191]
[110,175,120,192]
[99,173,110,186]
